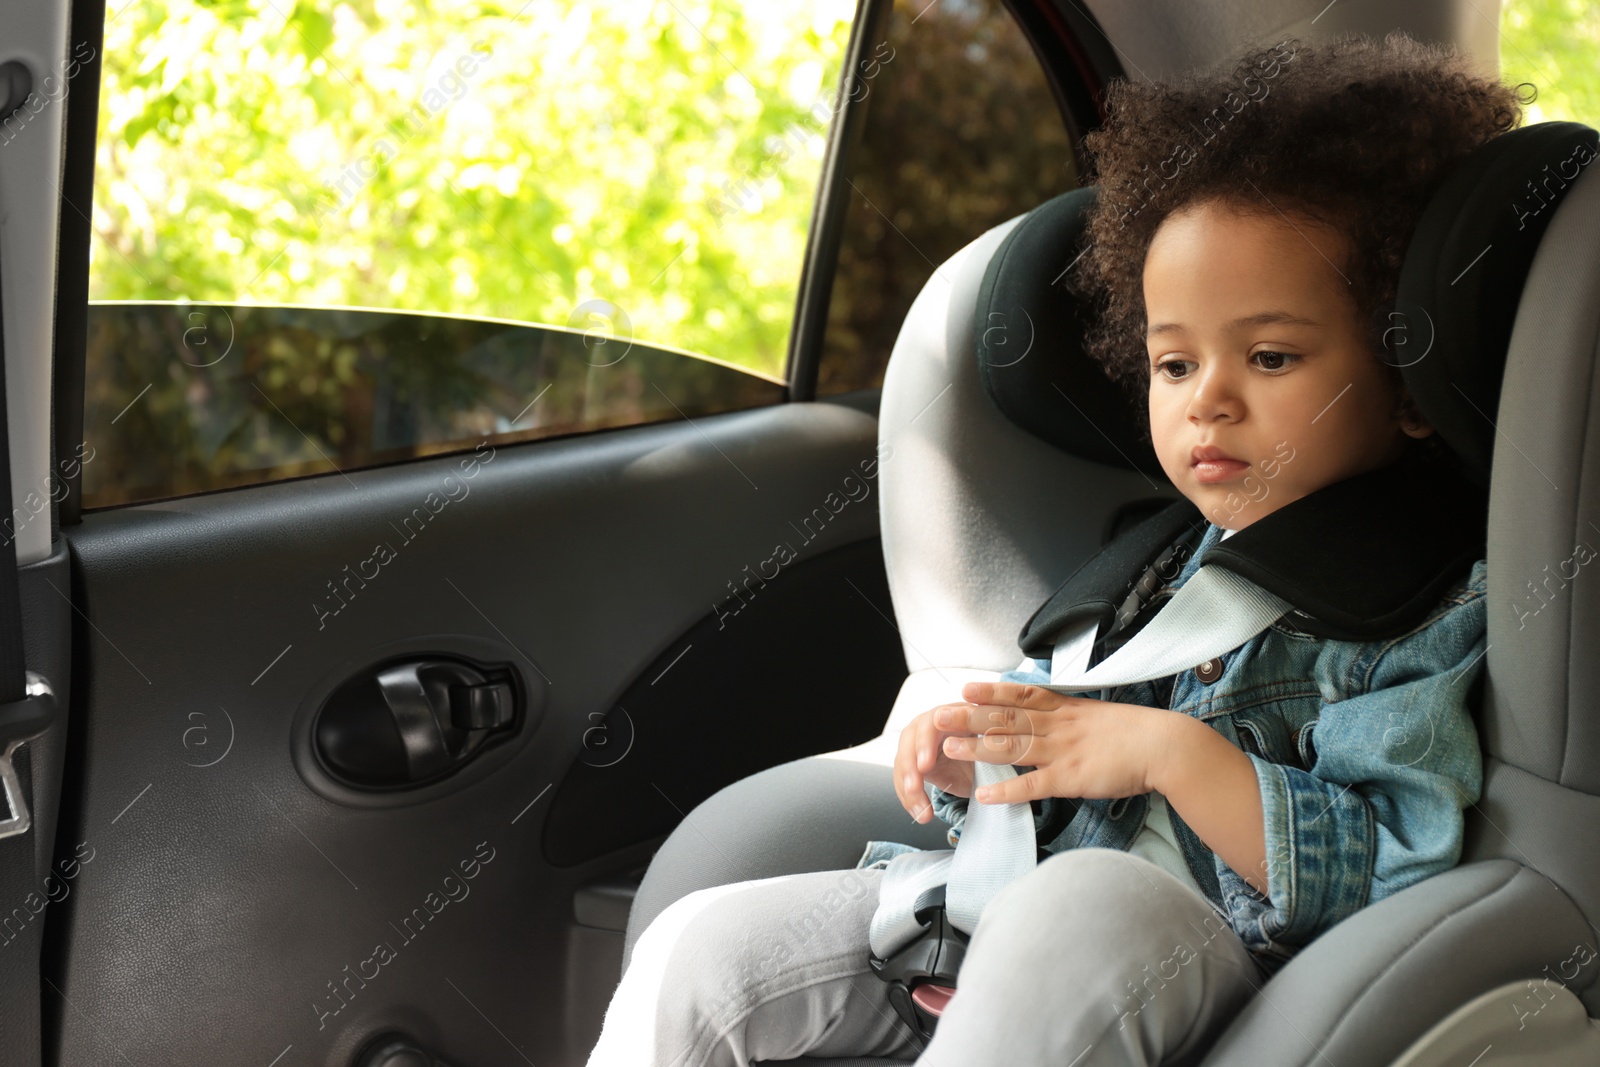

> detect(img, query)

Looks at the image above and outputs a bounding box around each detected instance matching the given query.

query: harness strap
[869,556,1290,964]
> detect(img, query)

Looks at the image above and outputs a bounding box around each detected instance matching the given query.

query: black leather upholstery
[1395,121,1600,484]
[972,185,1164,478]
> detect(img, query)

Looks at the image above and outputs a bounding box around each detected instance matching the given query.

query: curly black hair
[1071,31,1529,449]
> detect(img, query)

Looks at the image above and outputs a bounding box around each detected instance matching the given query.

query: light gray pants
[585,847,1266,1067]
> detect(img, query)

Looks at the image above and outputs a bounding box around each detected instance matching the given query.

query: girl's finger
[917,707,942,771]
[931,702,973,734]
[944,731,1028,764]
[962,681,1070,710]
[973,768,1048,805]
[969,703,1029,733]
[912,783,933,822]
[895,717,919,815]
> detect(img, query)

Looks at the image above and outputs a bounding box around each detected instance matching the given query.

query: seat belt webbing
[869,563,1291,959]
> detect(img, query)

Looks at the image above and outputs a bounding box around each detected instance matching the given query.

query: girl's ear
[1395,386,1435,438]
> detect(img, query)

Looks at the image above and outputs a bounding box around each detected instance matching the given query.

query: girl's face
[1142,198,1435,531]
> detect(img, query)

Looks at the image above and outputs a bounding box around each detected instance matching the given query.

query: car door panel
[51,399,903,1067]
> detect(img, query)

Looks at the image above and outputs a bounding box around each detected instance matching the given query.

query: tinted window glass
[84,303,782,507]
[817,0,1079,397]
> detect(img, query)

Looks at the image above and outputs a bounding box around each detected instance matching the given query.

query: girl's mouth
[1192,459,1250,483]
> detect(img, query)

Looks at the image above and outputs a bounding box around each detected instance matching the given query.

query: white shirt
[1127,793,1198,889]
[1126,523,1237,890]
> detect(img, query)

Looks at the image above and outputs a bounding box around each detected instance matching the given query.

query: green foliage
[1501,0,1600,125]
[91,0,857,379]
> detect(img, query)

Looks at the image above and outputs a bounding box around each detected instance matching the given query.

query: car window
[815,0,1081,398]
[84,0,858,507]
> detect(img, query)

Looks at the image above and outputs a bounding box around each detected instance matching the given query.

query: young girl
[587,31,1521,1067]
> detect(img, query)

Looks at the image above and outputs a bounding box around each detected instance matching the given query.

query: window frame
[781,0,894,402]
[51,0,104,530]
[784,0,1122,402]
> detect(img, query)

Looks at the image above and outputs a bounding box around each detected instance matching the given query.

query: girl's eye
[1154,357,1194,381]
[1153,351,1298,379]
[1253,350,1299,372]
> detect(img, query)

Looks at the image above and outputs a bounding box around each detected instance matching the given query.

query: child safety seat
[866,448,1490,1041]
[621,121,1600,1066]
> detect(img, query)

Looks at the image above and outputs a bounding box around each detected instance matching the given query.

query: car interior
[0,0,1596,1065]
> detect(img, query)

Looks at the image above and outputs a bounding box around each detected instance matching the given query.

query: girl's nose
[1186,361,1244,422]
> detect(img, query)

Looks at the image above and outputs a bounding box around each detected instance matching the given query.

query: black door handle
[314,656,519,789]
[376,661,457,781]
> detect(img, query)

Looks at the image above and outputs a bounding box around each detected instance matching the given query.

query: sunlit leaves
[288,0,334,59]
[92,0,856,378]
[1500,0,1600,125]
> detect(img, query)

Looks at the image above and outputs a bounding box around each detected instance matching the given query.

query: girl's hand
[894,704,980,823]
[939,681,1180,804]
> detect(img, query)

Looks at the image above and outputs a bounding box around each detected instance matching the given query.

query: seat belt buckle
[868,902,968,1041]
[0,672,56,840]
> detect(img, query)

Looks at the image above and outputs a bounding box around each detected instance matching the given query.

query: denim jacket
[857,519,1489,977]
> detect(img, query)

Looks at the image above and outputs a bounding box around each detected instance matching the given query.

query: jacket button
[1195,658,1223,683]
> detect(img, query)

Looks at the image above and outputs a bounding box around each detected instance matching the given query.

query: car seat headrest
[972,122,1599,489]
[1395,121,1599,486]
[973,186,1164,480]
